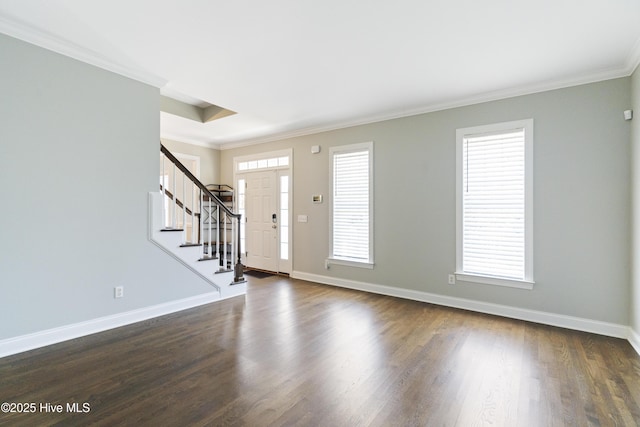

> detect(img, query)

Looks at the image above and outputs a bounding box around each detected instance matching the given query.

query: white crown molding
[220,65,633,150]
[291,271,630,341]
[0,291,222,359]
[626,35,640,75]
[7,3,627,152]
[0,14,166,88]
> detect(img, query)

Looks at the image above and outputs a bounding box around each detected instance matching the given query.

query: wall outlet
[448,274,456,285]
[114,286,124,298]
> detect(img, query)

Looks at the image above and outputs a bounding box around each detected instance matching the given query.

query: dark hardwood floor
[1,276,640,426]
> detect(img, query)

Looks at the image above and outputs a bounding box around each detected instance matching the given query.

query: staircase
[204,184,235,269]
[148,144,246,300]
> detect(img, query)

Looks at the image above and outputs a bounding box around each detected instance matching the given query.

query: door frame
[234,149,293,274]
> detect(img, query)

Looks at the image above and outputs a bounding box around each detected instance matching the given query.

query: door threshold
[244,268,290,278]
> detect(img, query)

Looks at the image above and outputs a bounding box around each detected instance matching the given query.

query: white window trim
[278,170,292,273]
[328,141,374,269]
[233,149,292,173]
[326,258,375,269]
[455,119,534,290]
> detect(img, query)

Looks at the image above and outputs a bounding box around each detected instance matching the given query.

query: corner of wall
[631,65,640,339]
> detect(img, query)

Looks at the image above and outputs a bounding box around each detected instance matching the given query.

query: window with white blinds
[455,120,534,289]
[329,142,374,268]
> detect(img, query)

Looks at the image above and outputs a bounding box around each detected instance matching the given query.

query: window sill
[454,272,534,290]
[327,258,375,270]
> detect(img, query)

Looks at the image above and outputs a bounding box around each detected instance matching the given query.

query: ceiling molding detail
[202,105,236,123]
[627,35,640,75]
[160,97,202,123]
[219,65,632,150]
[161,96,236,125]
[2,4,637,152]
[0,14,166,88]
[160,133,221,150]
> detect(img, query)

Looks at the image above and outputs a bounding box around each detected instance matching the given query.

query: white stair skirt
[148,192,246,300]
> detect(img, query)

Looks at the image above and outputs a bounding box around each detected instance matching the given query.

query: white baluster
[208,199,213,258]
[160,154,165,229]
[172,163,177,229]
[200,189,205,259]
[216,207,221,269]
[223,212,228,270]
[182,171,187,243]
[191,182,196,244]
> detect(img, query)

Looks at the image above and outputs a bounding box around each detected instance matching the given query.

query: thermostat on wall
[312,195,323,203]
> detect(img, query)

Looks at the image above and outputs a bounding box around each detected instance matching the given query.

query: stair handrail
[161,187,198,217]
[161,145,238,218]
[160,143,244,283]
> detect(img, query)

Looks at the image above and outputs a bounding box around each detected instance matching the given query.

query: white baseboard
[291,271,631,341]
[4,272,637,359]
[628,328,640,356]
[0,291,224,358]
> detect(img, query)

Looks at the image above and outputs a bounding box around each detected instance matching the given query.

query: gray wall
[0,34,217,340]
[222,77,631,324]
[632,66,640,334]
[0,31,631,342]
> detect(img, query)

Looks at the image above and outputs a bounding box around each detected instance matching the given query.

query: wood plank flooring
[1,276,640,426]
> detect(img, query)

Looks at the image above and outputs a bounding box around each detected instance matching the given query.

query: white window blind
[330,142,373,266]
[456,120,533,289]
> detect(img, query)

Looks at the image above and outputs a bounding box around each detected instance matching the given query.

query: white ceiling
[1,1,639,149]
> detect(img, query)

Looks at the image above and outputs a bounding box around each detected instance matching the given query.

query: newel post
[233,214,244,283]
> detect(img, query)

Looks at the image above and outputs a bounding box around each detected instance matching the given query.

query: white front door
[244,170,278,271]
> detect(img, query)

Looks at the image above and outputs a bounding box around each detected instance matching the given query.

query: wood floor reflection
[1,276,639,426]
